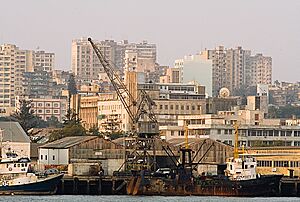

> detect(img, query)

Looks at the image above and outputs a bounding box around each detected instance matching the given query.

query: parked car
[44,168,59,175]
[152,168,172,178]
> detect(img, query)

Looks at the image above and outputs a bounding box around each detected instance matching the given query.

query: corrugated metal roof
[0,122,30,143]
[39,136,98,149]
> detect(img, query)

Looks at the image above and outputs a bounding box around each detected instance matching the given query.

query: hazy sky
[1,0,299,82]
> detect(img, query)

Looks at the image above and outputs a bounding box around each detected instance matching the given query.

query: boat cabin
[0,152,30,175]
[225,156,257,180]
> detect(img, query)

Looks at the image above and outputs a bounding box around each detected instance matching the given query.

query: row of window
[216,129,300,137]
[32,102,61,107]
[159,104,201,111]
[7,163,27,168]
[257,160,300,168]
[40,155,55,161]
[37,109,60,114]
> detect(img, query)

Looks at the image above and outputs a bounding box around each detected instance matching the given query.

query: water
[0,196,298,202]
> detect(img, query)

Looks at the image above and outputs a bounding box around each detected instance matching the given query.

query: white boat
[0,152,63,195]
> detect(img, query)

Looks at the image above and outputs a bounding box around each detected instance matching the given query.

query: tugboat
[0,152,63,195]
[127,123,283,196]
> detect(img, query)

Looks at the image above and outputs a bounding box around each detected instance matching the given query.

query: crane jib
[88,37,158,135]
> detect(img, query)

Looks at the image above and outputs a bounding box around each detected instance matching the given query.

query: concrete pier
[55,175,300,196]
[56,176,127,195]
[280,177,300,196]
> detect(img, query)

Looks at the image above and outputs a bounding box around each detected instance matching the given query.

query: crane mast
[88,37,158,136]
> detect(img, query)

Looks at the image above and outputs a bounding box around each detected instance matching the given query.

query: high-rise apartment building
[199,46,271,97]
[23,50,55,73]
[33,50,55,72]
[247,54,272,86]
[71,38,157,83]
[0,44,55,115]
[71,38,117,82]
[205,46,251,96]
[0,44,30,114]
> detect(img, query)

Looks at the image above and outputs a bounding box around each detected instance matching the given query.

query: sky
[0,0,299,82]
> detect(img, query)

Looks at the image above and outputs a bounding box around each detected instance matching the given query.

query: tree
[49,110,86,142]
[46,115,63,128]
[67,73,77,113]
[68,73,77,95]
[88,125,101,136]
[267,105,300,118]
[10,99,39,133]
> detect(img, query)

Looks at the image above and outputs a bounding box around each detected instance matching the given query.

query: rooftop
[0,122,30,143]
[39,136,98,149]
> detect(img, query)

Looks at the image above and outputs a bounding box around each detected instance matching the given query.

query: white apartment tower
[0,44,26,113]
[72,38,157,82]
[71,38,118,82]
[0,44,55,115]
[247,54,272,86]
[33,50,55,72]
[208,46,251,96]
[205,46,271,97]
[177,46,272,97]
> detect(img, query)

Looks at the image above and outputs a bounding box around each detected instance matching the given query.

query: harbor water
[0,196,299,202]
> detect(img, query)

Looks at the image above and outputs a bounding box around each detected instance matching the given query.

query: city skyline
[0,0,299,82]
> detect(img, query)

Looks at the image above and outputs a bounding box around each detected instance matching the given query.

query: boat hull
[0,174,64,195]
[128,174,283,197]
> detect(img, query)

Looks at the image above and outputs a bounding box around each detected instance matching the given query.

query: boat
[126,123,283,196]
[0,152,63,195]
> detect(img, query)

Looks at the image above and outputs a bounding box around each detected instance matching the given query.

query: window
[294,131,300,137]
[53,155,55,160]
[40,155,43,160]
[257,160,272,167]
[186,105,189,110]
[165,105,168,110]
[45,155,47,160]
[217,129,221,134]
[181,105,184,110]
[170,105,173,110]
[257,130,262,136]
[175,105,179,110]
[291,161,300,167]
[274,161,289,167]
[159,105,163,110]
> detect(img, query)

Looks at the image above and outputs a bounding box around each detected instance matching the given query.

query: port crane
[88,37,158,171]
[88,38,157,136]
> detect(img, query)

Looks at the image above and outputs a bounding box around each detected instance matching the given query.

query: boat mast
[234,121,239,158]
[184,120,189,149]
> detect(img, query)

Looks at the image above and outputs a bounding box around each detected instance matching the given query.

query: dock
[56,175,128,195]
[56,175,300,196]
[280,177,300,196]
